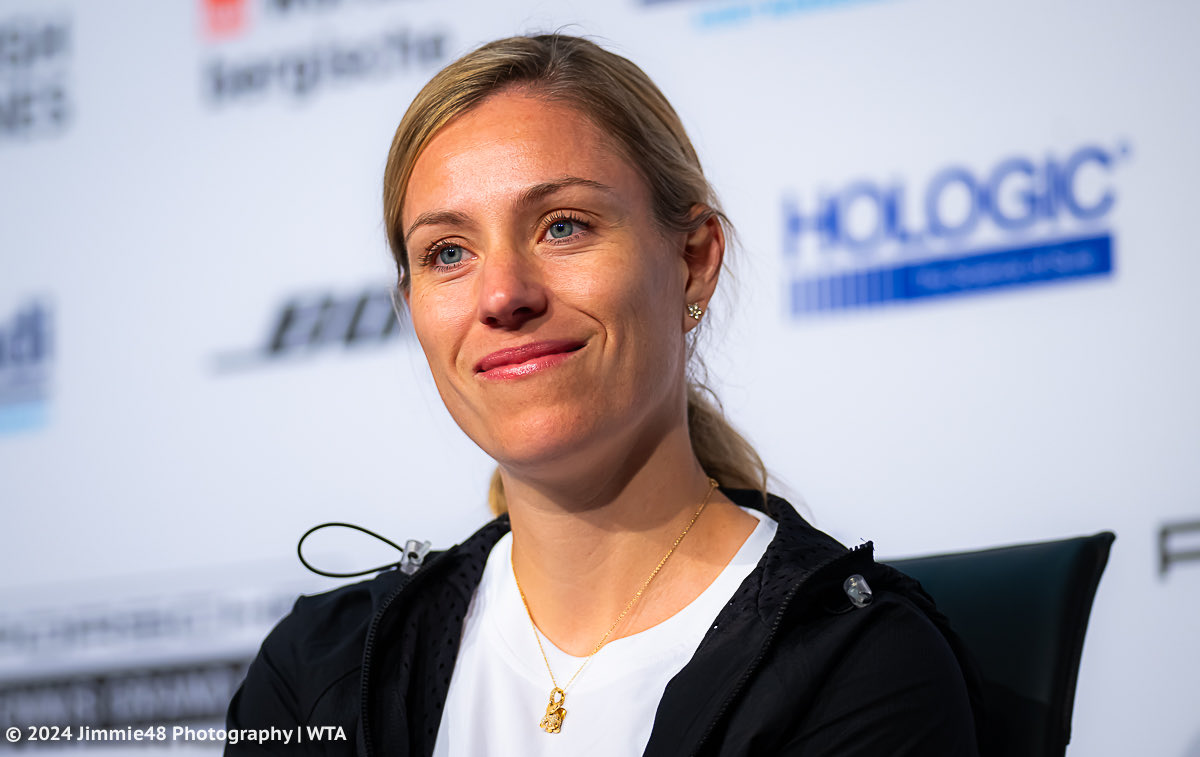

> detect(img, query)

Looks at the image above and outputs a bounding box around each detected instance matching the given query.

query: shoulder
[227,569,411,734]
[772,576,980,755]
[271,570,413,685]
[712,490,981,755]
[745,488,968,680]
[226,514,511,742]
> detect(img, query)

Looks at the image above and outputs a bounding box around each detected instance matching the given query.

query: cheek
[409,287,475,366]
[560,248,686,350]
[621,248,686,321]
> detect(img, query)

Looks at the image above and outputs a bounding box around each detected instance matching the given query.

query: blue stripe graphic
[790,234,1113,315]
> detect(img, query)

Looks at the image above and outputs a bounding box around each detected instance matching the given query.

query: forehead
[403,91,645,224]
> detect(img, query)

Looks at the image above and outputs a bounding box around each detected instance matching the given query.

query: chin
[472,409,611,473]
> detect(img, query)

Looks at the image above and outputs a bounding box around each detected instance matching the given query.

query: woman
[227,34,983,756]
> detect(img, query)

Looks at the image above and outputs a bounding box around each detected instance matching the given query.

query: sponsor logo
[1159,520,1200,576]
[0,14,72,141]
[198,0,448,106]
[265,0,420,14]
[216,284,410,370]
[782,142,1126,315]
[201,0,249,40]
[202,0,421,40]
[0,300,52,433]
[0,586,298,729]
[0,661,248,730]
[203,28,447,105]
[639,0,890,29]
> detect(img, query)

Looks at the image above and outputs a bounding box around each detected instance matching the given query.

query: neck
[503,421,757,656]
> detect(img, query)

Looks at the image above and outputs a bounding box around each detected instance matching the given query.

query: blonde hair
[384,34,766,514]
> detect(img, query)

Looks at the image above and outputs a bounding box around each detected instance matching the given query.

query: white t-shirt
[432,508,778,757]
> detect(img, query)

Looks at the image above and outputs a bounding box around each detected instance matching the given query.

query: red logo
[202,0,248,39]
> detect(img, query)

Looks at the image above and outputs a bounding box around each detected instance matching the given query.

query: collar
[360,490,871,757]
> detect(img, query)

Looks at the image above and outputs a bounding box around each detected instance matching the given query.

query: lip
[474,340,585,379]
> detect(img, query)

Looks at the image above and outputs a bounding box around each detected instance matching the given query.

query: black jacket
[227,490,983,756]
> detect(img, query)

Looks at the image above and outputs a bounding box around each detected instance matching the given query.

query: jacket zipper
[359,549,452,757]
[688,543,872,756]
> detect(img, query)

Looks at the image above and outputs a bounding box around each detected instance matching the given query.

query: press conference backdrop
[1,0,1197,753]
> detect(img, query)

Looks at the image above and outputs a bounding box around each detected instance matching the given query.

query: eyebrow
[404,209,473,246]
[516,176,615,208]
[403,176,616,246]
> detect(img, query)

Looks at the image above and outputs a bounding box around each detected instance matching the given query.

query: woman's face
[401,91,711,475]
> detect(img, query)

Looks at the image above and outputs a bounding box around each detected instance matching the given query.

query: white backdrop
[2,0,1198,754]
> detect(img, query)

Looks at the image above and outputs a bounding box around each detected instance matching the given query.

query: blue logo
[782,142,1126,315]
[0,301,53,433]
[638,0,892,29]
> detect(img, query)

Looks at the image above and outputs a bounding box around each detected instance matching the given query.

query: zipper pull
[843,574,874,608]
[297,522,434,578]
[399,539,432,575]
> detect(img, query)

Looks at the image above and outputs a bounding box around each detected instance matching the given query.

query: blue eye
[548,220,575,239]
[436,245,465,265]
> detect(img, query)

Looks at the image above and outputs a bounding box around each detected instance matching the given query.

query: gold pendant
[539,687,567,733]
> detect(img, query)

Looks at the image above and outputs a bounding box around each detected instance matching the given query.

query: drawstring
[297,522,432,577]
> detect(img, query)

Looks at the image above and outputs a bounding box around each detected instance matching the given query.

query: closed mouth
[474,340,585,374]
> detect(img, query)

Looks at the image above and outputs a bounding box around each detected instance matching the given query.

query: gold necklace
[513,477,719,734]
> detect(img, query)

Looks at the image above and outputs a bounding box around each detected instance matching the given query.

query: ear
[680,208,725,333]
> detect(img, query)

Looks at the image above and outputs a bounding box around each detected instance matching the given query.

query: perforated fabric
[226,490,983,757]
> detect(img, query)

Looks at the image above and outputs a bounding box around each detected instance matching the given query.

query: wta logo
[782,142,1127,315]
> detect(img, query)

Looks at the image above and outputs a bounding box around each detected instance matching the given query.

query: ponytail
[383,35,770,516]
[684,382,768,496]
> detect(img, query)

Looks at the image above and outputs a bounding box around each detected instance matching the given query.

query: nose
[476,250,548,329]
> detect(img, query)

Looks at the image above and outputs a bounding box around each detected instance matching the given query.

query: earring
[687,303,704,320]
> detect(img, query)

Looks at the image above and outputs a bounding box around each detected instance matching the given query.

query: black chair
[888,531,1114,757]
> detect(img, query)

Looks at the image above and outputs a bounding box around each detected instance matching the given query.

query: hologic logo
[782,142,1126,314]
[215,284,410,371]
[0,300,53,433]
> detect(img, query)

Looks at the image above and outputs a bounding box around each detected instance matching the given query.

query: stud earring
[687,303,704,320]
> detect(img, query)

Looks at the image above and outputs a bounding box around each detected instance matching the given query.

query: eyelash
[540,212,591,241]
[419,240,466,270]
[417,212,592,271]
